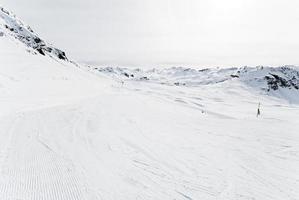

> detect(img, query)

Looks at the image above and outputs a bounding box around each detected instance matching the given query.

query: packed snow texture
[1,6,299,200]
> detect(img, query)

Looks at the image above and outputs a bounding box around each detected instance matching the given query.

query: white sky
[2,0,299,67]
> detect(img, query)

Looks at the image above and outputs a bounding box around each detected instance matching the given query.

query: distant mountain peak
[0,6,68,61]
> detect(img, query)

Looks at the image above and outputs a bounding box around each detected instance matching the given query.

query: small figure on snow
[257,102,261,117]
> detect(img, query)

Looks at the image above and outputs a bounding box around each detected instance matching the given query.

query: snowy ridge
[0,7,67,61]
[90,65,299,101]
[92,66,299,90]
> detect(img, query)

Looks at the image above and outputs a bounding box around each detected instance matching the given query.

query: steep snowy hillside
[1,6,299,200]
[0,7,67,60]
[0,36,110,116]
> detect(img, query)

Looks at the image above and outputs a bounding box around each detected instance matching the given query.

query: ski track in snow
[0,85,299,199]
[0,113,87,200]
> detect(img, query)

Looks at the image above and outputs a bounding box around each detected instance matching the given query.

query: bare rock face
[264,68,299,91]
[265,74,299,91]
[0,7,68,61]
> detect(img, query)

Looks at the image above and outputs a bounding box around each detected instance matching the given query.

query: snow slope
[1,6,299,200]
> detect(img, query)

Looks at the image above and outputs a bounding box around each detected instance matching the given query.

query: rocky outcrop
[0,7,67,61]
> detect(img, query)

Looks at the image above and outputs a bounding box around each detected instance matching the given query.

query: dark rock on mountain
[0,6,68,61]
[265,73,299,91]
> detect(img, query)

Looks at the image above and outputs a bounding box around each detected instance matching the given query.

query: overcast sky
[2,0,299,67]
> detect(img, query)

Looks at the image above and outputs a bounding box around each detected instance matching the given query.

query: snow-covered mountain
[94,66,299,90]
[0,6,67,60]
[89,65,299,103]
[1,6,299,200]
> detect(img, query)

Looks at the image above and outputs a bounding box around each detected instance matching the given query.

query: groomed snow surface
[1,7,299,200]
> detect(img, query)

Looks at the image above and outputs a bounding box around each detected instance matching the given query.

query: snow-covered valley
[1,6,299,200]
